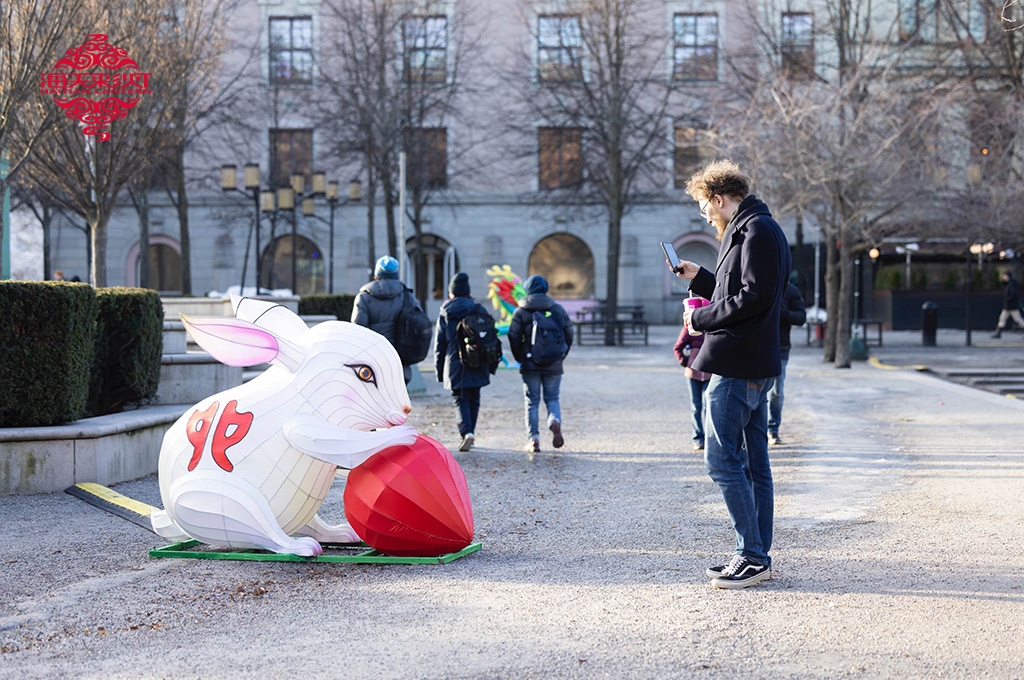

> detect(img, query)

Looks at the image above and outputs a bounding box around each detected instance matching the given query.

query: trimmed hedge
[88,288,163,416]
[0,282,98,427]
[299,294,356,322]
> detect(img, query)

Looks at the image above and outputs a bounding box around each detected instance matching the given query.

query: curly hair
[684,159,751,201]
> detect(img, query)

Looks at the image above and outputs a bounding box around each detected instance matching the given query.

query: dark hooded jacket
[688,195,791,379]
[779,282,807,361]
[434,296,492,391]
[509,277,574,375]
[1003,275,1020,311]
[350,278,417,344]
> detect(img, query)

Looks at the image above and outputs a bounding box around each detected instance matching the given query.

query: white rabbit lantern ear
[180,314,279,367]
[230,294,308,343]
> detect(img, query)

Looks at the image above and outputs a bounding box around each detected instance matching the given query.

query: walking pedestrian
[434,273,495,452]
[767,274,806,446]
[351,255,421,385]
[673,299,712,452]
[991,271,1024,338]
[670,159,790,589]
[508,275,574,453]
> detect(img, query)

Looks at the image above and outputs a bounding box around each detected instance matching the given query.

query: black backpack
[529,309,568,367]
[394,292,433,365]
[457,308,503,372]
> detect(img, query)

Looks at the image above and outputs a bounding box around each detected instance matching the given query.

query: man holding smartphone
[669,160,790,589]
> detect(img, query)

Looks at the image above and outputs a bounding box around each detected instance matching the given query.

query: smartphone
[661,242,681,272]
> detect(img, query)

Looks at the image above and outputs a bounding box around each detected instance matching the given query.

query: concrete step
[156,353,243,404]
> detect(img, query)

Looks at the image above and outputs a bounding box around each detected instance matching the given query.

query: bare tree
[503,0,679,344]
[0,0,84,267]
[719,0,950,366]
[21,0,201,286]
[318,0,484,304]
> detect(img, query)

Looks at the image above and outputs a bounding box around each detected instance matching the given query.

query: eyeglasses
[698,199,711,217]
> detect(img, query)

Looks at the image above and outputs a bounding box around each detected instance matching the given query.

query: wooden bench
[576,318,649,346]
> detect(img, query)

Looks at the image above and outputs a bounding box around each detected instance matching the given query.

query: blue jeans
[523,373,562,439]
[688,378,709,446]
[452,387,481,436]
[767,358,788,436]
[704,374,775,565]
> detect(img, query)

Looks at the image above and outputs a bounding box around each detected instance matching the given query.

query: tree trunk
[137,187,150,289]
[42,203,52,281]
[89,208,108,287]
[366,150,377,279]
[604,203,623,346]
[175,145,192,295]
[823,235,839,362]
[835,227,854,368]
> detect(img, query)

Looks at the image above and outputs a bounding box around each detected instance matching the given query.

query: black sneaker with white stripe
[710,555,771,589]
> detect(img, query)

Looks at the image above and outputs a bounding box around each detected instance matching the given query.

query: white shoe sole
[711,568,772,589]
[706,566,772,580]
[459,434,474,452]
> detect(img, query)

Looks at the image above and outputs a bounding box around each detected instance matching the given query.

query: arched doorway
[528,233,594,299]
[126,236,182,292]
[261,235,326,295]
[405,233,458,301]
[670,234,718,295]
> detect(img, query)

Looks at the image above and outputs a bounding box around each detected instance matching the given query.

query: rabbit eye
[346,363,377,387]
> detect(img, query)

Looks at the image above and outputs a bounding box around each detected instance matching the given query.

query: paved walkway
[1,326,1022,678]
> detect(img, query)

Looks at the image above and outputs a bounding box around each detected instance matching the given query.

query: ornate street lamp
[221,162,266,294]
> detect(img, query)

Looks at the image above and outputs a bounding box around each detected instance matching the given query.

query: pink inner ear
[180,314,279,367]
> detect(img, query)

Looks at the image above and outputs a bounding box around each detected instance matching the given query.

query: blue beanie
[374,255,400,279]
[524,275,549,295]
[449,272,471,297]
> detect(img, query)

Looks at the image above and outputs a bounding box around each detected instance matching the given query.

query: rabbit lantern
[150,296,417,556]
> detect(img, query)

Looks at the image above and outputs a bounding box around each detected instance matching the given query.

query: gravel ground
[1,326,1022,679]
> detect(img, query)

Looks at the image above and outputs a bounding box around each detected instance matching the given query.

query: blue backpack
[529,310,568,366]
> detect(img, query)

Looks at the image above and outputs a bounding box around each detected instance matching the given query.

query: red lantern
[344,434,474,556]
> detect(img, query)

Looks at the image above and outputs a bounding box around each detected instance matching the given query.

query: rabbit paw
[290,537,323,557]
[387,424,418,447]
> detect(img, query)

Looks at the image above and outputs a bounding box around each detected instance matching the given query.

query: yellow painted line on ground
[74,482,155,518]
[974,343,1024,348]
[868,356,930,372]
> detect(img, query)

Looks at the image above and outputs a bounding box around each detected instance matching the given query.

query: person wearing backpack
[508,275,573,453]
[434,272,496,452]
[351,255,426,385]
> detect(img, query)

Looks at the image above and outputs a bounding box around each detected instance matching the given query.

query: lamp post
[309,173,362,294]
[868,248,879,320]
[259,189,275,290]
[277,184,295,293]
[221,163,264,294]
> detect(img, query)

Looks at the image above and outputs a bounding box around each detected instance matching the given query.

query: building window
[261,234,325,294]
[674,126,709,188]
[898,0,936,43]
[538,127,583,189]
[781,13,814,79]
[969,105,1011,184]
[270,129,313,188]
[269,17,313,86]
[966,0,990,42]
[673,14,718,81]
[405,128,447,189]
[403,16,447,83]
[538,15,583,82]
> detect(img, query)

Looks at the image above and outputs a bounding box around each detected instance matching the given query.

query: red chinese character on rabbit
[150,295,416,556]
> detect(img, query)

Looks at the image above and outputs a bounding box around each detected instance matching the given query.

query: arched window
[261,234,325,294]
[528,233,594,299]
[405,233,458,300]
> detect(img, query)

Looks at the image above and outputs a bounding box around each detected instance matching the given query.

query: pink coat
[674,326,712,382]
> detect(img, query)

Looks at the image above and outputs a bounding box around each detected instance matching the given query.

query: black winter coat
[688,195,791,379]
[434,296,492,391]
[351,279,416,344]
[1003,276,1021,311]
[508,294,574,374]
[779,282,807,361]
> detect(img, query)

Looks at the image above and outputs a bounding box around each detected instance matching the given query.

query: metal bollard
[922,301,938,346]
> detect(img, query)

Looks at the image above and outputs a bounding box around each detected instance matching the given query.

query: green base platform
[149,540,482,564]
